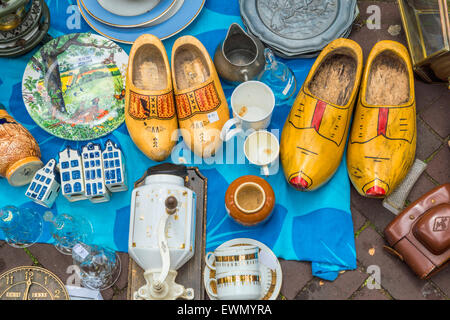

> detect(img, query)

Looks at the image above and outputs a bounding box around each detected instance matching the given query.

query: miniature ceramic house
[58,147,87,202]
[81,143,110,203]
[102,140,127,193]
[25,159,60,208]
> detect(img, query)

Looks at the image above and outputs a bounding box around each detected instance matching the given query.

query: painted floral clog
[125,34,178,162]
[172,35,230,158]
[280,38,363,191]
[347,40,416,198]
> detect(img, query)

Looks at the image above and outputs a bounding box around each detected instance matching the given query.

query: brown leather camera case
[384,183,450,279]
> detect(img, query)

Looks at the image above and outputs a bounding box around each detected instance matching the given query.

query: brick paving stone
[295,268,368,300]
[415,81,448,115]
[407,174,438,205]
[420,92,450,139]
[101,287,114,300]
[351,286,391,300]
[426,146,450,185]
[112,288,128,300]
[430,267,450,299]
[27,243,74,285]
[0,241,33,273]
[113,252,129,291]
[416,118,444,161]
[351,187,394,232]
[355,226,445,300]
[279,259,312,300]
[351,206,368,233]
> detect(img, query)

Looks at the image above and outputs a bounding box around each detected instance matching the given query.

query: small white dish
[97,0,160,17]
[203,238,282,300]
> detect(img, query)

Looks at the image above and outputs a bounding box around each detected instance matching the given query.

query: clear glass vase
[72,242,121,291]
[44,211,94,255]
[257,48,297,105]
[0,205,43,248]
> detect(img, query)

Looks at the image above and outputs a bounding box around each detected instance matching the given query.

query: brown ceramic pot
[225,175,275,227]
[0,104,43,186]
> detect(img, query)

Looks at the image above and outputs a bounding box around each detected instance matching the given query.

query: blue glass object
[44,212,94,255]
[72,242,121,291]
[0,206,43,248]
[257,48,297,105]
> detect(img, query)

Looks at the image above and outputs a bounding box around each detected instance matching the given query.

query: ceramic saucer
[203,238,282,300]
[78,0,205,43]
[79,0,182,28]
[22,33,128,141]
[97,0,160,17]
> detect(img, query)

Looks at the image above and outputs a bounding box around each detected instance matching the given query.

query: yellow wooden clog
[172,35,230,158]
[125,34,178,162]
[347,40,416,198]
[280,38,363,191]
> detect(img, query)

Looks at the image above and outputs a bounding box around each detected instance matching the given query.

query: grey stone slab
[295,268,368,300]
[27,243,73,285]
[416,118,444,161]
[421,92,450,139]
[279,259,313,300]
[351,187,395,232]
[407,174,438,205]
[356,226,445,300]
[426,146,450,185]
[351,206,368,233]
[351,286,391,300]
[0,241,34,274]
[430,267,450,299]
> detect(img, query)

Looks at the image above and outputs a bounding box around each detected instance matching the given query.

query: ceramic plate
[78,0,205,43]
[80,0,180,28]
[22,33,128,141]
[203,238,282,300]
[97,0,160,17]
[0,0,41,44]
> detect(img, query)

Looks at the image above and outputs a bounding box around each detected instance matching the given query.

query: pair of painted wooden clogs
[125,34,230,161]
[281,38,416,198]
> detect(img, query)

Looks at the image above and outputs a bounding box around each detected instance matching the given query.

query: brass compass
[0,266,70,300]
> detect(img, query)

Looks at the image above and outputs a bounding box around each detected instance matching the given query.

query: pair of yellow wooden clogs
[125,34,230,161]
[281,38,416,198]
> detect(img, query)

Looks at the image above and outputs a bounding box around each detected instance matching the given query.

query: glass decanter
[257,48,297,104]
[72,242,121,291]
[44,211,94,255]
[0,205,43,248]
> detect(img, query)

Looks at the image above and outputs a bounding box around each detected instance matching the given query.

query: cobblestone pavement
[0,0,448,300]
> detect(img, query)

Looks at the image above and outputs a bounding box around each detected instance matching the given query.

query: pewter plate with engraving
[240,0,357,56]
[256,0,339,40]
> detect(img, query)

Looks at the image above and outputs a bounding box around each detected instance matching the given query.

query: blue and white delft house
[81,143,110,203]
[25,159,60,208]
[58,147,86,202]
[102,140,127,193]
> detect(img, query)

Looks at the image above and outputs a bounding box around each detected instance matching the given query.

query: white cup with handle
[220,81,275,142]
[206,269,262,300]
[244,130,280,176]
[205,244,260,274]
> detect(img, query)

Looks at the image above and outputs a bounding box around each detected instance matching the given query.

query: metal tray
[240,0,357,56]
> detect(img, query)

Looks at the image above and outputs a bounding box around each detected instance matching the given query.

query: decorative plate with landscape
[22,33,128,141]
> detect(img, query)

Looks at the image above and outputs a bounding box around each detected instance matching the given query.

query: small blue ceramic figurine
[0,205,43,248]
[102,140,128,193]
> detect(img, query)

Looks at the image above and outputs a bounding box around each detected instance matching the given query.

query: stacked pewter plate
[240,0,358,59]
[0,0,50,57]
[77,0,206,44]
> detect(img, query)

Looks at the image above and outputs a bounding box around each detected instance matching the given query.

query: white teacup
[205,245,259,273]
[206,269,262,300]
[244,130,280,176]
[220,81,275,141]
